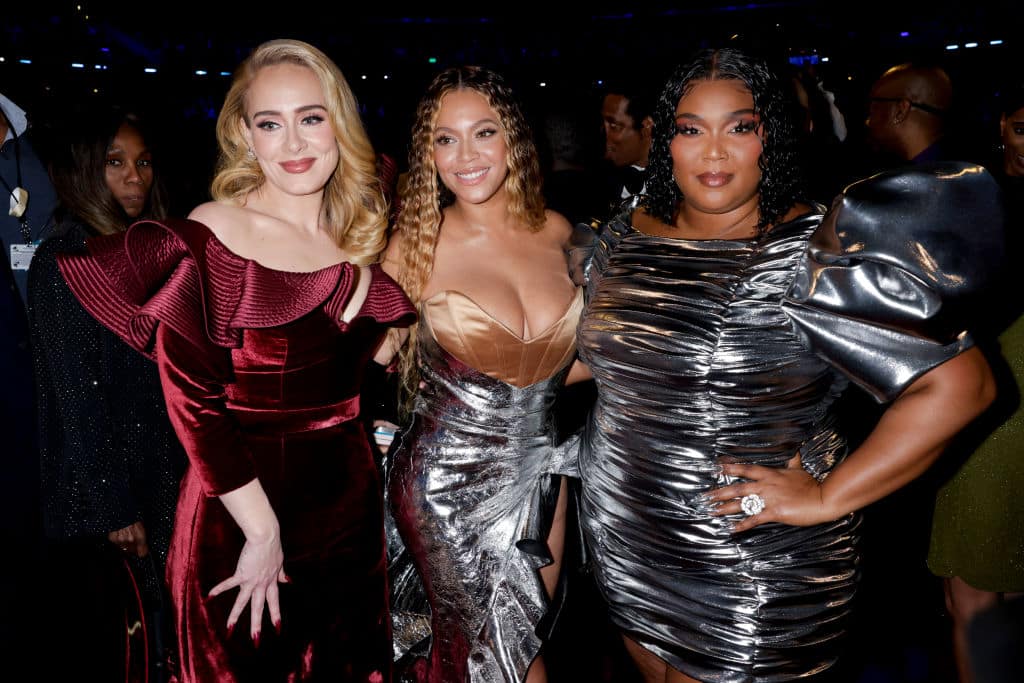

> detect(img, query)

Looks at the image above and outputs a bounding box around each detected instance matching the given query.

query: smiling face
[105,122,153,218]
[1002,106,1024,178]
[669,79,763,233]
[241,62,339,197]
[432,88,510,206]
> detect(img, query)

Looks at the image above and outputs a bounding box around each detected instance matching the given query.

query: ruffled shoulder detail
[782,162,1005,402]
[58,217,413,358]
[326,263,417,330]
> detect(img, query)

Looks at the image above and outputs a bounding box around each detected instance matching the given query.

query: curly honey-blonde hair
[210,38,387,264]
[391,65,546,407]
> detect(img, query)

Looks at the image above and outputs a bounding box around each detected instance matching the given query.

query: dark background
[4,2,1021,680]
[3,1,1022,212]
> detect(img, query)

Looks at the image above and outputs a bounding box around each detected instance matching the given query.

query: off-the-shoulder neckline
[191,217,368,276]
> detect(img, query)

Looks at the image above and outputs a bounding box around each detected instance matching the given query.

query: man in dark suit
[599,79,655,215]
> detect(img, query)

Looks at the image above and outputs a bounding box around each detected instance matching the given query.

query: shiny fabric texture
[423,288,583,387]
[577,163,1003,681]
[387,225,592,682]
[58,218,417,683]
[783,163,1003,401]
[387,320,577,682]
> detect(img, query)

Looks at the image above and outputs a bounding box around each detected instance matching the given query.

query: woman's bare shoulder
[543,209,574,245]
[188,201,252,245]
[380,230,403,279]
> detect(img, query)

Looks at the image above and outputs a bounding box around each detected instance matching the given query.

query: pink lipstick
[280,158,315,174]
[697,172,732,188]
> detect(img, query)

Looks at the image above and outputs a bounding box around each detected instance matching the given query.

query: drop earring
[247,147,256,160]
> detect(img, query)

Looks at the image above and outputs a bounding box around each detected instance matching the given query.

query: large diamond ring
[740,493,765,516]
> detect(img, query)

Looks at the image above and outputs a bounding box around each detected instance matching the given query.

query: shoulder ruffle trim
[58,217,415,357]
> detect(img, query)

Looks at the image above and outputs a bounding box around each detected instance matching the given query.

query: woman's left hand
[706,453,834,532]
[108,521,149,557]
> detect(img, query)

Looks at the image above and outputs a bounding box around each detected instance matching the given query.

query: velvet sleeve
[155,322,256,497]
[782,162,1005,403]
[29,231,138,536]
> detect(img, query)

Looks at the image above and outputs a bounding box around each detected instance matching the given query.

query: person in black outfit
[599,75,657,216]
[28,106,186,682]
[0,93,59,678]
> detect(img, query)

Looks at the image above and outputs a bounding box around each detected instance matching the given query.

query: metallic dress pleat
[576,163,1004,682]
[387,293,581,683]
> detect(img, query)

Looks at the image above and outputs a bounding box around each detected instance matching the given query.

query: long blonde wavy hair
[210,38,387,264]
[391,65,546,408]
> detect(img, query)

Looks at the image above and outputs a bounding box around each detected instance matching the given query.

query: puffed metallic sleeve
[782,162,1005,403]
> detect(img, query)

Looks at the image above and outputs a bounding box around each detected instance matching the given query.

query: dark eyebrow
[434,118,501,132]
[675,108,756,120]
[252,104,327,118]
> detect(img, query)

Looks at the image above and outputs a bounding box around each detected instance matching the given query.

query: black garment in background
[28,222,187,681]
[0,128,59,305]
[544,168,613,228]
[0,244,41,681]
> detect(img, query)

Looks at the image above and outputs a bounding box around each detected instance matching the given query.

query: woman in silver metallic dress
[381,66,589,682]
[574,47,1002,682]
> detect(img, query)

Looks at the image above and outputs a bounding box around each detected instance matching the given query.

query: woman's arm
[210,479,287,641]
[155,323,286,641]
[708,346,995,532]
[566,359,593,385]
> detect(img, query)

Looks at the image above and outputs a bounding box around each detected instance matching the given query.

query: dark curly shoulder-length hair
[643,47,803,233]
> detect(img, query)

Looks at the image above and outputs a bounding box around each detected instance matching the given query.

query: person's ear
[1000,113,1007,140]
[893,99,912,125]
[641,116,654,140]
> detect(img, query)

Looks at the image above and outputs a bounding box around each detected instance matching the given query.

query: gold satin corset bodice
[422,288,583,388]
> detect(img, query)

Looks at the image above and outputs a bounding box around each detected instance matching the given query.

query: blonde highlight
[210,39,387,264]
[390,66,546,412]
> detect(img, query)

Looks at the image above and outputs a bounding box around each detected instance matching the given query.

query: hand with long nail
[209,478,289,643]
[705,453,829,533]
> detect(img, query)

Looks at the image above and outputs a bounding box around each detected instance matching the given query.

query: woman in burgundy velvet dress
[58,39,415,682]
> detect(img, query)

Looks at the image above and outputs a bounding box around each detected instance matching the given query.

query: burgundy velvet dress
[58,218,416,683]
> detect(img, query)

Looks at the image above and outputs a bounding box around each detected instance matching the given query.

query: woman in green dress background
[927,80,1024,683]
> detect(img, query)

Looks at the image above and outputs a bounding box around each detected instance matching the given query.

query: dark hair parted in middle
[643,47,803,232]
[50,109,169,236]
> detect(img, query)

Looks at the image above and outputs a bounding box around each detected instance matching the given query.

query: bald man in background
[865,63,957,164]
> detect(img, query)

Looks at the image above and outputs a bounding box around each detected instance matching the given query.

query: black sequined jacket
[28,222,186,565]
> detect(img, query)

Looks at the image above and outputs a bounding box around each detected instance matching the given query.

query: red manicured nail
[274,619,282,635]
[227,623,235,639]
[253,631,261,649]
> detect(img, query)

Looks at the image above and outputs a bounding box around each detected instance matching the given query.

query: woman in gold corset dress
[382,65,591,683]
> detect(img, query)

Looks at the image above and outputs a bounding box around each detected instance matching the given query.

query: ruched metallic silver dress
[576,163,1004,682]
[387,228,592,682]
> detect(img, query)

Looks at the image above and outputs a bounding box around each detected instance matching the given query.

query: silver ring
[740,493,765,516]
